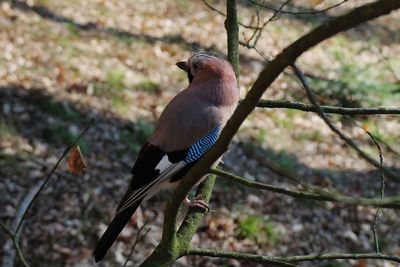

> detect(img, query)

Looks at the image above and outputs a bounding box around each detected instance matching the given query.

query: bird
[93,52,239,262]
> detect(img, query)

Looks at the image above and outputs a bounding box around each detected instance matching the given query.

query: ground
[1,0,400,266]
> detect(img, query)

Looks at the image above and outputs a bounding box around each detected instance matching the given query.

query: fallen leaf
[56,63,65,83]
[66,83,87,94]
[352,259,367,267]
[68,145,86,175]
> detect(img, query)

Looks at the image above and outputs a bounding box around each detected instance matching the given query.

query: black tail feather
[93,202,141,262]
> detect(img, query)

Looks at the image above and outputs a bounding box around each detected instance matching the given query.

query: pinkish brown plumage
[94,52,238,262]
[150,53,238,151]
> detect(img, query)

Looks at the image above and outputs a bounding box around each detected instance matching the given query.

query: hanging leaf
[68,145,87,175]
[361,123,372,132]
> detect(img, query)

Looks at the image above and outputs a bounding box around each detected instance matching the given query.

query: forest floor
[1,0,400,266]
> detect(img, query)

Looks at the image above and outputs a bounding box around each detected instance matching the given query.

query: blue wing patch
[184,124,221,163]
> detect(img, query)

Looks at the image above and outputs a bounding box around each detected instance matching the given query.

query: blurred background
[1,0,399,266]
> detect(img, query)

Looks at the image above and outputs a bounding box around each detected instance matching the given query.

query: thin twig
[201,0,260,29]
[211,168,400,209]
[2,181,42,267]
[186,248,400,264]
[290,63,400,182]
[256,99,400,115]
[14,119,95,234]
[243,8,261,47]
[373,135,400,157]
[123,223,151,267]
[377,48,400,83]
[0,222,29,267]
[239,144,307,187]
[247,0,292,48]
[249,0,349,15]
[187,248,298,267]
[364,131,385,253]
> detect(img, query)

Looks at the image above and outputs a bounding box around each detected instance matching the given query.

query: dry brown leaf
[68,145,86,175]
[56,63,65,83]
[361,123,372,132]
[352,259,367,267]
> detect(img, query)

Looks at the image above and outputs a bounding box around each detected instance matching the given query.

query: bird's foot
[183,195,210,212]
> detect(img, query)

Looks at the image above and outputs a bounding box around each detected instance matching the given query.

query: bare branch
[15,119,94,234]
[123,223,151,267]
[291,63,400,181]
[246,0,292,49]
[249,0,349,15]
[2,181,42,267]
[202,0,260,29]
[141,1,400,265]
[225,0,240,80]
[1,120,94,267]
[157,0,400,255]
[257,99,400,115]
[0,222,29,267]
[186,248,400,264]
[239,144,306,186]
[364,131,386,253]
[373,135,400,157]
[211,168,400,209]
[176,176,216,247]
[377,48,400,83]
[187,248,299,266]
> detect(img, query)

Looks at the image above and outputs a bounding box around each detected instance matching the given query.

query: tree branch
[141,1,400,265]
[2,181,42,267]
[1,119,94,267]
[225,0,240,80]
[249,0,349,15]
[140,1,241,266]
[186,248,400,264]
[167,0,400,209]
[188,248,299,267]
[290,63,400,181]
[244,0,292,49]
[201,0,259,29]
[159,0,400,257]
[0,222,29,267]
[176,176,216,248]
[365,131,385,253]
[257,99,400,115]
[15,119,94,234]
[123,223,151,267]
[211,168,400,209]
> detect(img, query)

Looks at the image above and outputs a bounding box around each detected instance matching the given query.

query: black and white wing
[116,123,222,213]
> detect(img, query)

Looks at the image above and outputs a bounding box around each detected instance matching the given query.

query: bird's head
[176,52,238,106]
[176,52,234,84]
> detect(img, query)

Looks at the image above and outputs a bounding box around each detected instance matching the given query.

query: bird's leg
[183,194,210,212]
[218,159,224,167]
[217,155,224,167]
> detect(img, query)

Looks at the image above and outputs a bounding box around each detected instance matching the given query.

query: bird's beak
[176,61,188,72]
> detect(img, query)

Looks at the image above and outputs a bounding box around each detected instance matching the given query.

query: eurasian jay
[93,52,239,262]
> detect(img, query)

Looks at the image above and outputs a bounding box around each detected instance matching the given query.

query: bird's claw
[183,195,210,212]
